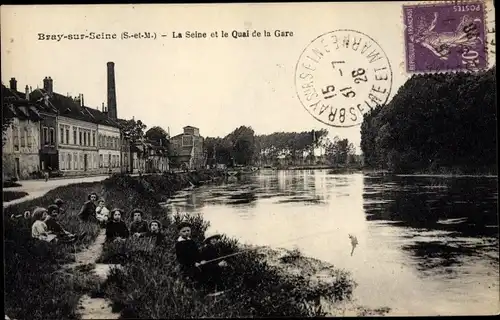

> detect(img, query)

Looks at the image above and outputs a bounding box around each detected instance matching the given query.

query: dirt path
[66,230,121,320]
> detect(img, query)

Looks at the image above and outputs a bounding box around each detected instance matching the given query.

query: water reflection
[166,170,499,315]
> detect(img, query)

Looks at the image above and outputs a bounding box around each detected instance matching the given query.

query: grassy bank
[3,182,104,320]
[97,173,357,318]
[3,190,29,202]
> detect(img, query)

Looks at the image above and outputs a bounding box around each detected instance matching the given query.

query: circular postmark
[295,29,393,128]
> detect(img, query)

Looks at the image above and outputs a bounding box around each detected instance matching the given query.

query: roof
[183,126,198,129]
[2,84,43,122]
[29,88,119,127]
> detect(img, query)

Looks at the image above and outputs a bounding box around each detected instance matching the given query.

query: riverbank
[96,173,359,317]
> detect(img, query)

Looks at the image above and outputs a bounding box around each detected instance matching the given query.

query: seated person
[130,209,149,238]
[31,207,57,243]
[46,204,77,243]
[54,198,66,215]
[145,220,165,246]
[95,199,110,226]
[105,208,130,243]
[175,222,202,279]
[199,233,229,292]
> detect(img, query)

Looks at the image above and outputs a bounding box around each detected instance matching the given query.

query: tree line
[360,66,496,174]
[204,126,358,167]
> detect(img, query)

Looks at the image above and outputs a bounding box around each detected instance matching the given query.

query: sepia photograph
[1,1,497,318]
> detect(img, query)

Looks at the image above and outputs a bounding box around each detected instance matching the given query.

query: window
[67,153,71,170]
[74,152,78,170]
[60,153,64,170]
[80,154,84,170]
[66,128,69,144]
[92,131,96,146]
[21,127,26,148]
[83,130,87,146]
[49,128,55,145]
[13,125,19,151]
[79,130,82,145]
[182,135,192,146]
[60,126,64,144]
[99,154,103,168]
[27,128,32,148]
[43,127,48,145]
[73,128,77,144]
[94,154,98,169]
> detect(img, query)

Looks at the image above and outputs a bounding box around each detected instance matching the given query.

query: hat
[87,192,98,200]
[110,208,124,215]
[47,204,59,215]
[149,220,162,230]
[177,221,192,231]
[54,198,64,205]
[203,232,222,243]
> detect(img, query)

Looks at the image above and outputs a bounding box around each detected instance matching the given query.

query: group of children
[17,191,231,295]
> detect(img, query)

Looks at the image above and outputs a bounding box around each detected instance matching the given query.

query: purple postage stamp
[403,1,487,73]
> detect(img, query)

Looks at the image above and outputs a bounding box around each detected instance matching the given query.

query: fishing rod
[199,227,348,266]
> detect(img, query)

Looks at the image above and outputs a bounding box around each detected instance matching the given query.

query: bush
[3,181,104,320]
[3,190,28,202]
[3,180,22,188]
[99,173,357,318]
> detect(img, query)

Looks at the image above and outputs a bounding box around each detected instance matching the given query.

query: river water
[165,169,499,316]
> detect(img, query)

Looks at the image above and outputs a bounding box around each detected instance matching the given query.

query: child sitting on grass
[95,199,110,226]
[31,207,57,243]
[175,222,202,281]
[46,204,77,243]
[199,233,229,293]
[54,198,66,215]
[105,208,130,243]
[129,209,149,238]
[79,192,98,222]
[145,220,165,246]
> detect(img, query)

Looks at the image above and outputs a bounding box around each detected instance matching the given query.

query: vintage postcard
[1,1,497,319]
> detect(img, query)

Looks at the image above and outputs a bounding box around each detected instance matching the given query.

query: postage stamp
[403,1,487,73]
[294,29,393,128]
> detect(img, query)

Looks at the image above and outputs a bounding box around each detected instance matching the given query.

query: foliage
[98,174,357,318]
[360,67,497,174]
[324,137,356,165]
[117,118,147,143]
[145,126,169,147]
[3,190,28,202]
[3,182,104,320]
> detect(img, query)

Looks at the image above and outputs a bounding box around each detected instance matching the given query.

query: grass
[3,190,29,202]
[3,180,22,188]
[3,181,104,320]
[97,173,357,318]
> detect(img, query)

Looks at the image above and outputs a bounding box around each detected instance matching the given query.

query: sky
[1,2,496,153]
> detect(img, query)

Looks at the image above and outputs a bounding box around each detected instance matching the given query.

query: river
[165,169,499,316]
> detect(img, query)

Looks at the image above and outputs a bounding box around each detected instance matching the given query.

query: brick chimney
[79,93,84,106]
[48,77,53,93]
[25,85,29,100]
[9,77,17,91]
[107,62,117,119]
[43,77,49,92]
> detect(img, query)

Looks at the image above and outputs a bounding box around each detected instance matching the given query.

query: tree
[145,126,169,146]
[118,119,147,143]
[226,126,256,166]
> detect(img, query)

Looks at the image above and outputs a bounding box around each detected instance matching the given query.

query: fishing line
[200,227,347,265]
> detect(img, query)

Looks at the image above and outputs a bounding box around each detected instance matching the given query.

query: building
[2,81,42,180]
[145,139,169,173]
[86,105,122,174]
[30,79,100,176]
[169,126,205,170]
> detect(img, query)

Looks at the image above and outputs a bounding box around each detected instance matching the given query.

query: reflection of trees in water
[363,175,499,269]
[363,176,498,237]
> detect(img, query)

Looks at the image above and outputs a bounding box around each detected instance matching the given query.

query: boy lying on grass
[175,222,229,295]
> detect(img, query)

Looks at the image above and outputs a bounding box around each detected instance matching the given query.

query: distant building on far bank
[169,126,205,170]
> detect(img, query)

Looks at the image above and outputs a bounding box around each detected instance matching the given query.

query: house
[85,104,122,174]
[2,81,42,180]
[169,126,205,170]
[144,139,169,173]
[30,78,99,176]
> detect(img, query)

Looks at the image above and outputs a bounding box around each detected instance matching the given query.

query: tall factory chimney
[107,61,117,119]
